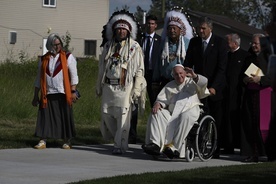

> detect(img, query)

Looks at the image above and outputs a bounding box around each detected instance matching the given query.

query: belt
[105,77,120,85]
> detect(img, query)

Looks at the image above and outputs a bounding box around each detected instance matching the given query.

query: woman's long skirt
[35,93,76,139]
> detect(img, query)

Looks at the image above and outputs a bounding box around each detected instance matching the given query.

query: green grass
[70,163,276,184]
[0,58,149,149]
[1,60,276,184]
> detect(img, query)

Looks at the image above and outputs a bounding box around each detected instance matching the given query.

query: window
[43,0,56,8]
[85,40,96,56]
[9,31,17,44]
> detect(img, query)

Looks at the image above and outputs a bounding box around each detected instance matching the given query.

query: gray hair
[226,33,241,46]
[198,16,213,30]
[253,33,265,39]
[46,33,63,52]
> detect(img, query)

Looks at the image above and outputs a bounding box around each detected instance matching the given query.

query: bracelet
[71,90,76,93]
[193,74,198,80]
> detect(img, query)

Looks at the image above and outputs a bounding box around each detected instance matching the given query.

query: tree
[62,31,74,53]
[232,0,274,28]
[147,0,275,29]
[134,6,147,24]
[113,4,130,13]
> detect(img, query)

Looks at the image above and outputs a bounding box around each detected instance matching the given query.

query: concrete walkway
[0,144,248,184]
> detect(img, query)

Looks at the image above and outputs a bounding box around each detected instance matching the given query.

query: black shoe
[212,153,220,159]
[112,148,122,155]
[221,149,235,154]
[141,143,160,155]
[163,147,174,159]
[268,157,276,162]
[212,148,221,159]
[242,156,259,163]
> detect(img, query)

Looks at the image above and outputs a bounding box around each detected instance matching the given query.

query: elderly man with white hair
[142,64,209,159]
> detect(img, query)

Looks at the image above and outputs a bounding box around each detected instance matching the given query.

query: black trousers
[129,103,138,143]
[201,97,223,154]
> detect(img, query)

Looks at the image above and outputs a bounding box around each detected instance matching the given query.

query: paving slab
[0,144,247,184]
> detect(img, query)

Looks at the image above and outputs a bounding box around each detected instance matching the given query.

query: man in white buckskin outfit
[142,64,209,159]
[96,10,146,154]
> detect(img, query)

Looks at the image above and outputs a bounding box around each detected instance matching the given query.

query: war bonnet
[105,10,138,41]
[162,10,194,40]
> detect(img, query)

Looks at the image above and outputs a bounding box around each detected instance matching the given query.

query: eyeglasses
[53,43,61,47]
[250,42,260,45]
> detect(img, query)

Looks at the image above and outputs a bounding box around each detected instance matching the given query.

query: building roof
[187,10,265,36]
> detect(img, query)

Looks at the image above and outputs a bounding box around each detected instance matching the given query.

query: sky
[109,0,152,16]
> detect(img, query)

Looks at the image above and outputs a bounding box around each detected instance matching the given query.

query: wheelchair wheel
[195,114,217,161]
[185,147,195,162]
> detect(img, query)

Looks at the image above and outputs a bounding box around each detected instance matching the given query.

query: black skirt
[35,93,76,139]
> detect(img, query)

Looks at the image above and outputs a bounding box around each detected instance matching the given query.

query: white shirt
[202,32,212,44]
[34,53,79,94]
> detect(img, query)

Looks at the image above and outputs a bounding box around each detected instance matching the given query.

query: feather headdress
[161,10,194,41]
[160,9,196,65]
[101,10,141,47]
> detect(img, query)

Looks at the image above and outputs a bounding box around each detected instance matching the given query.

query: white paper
[244,63,264,77]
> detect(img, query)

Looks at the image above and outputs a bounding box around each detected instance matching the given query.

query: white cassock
[145,75,209,158]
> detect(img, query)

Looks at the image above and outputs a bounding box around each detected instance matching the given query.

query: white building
[0,0,109,62]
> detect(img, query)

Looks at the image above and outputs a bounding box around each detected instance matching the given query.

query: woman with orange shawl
[32,33,79,149]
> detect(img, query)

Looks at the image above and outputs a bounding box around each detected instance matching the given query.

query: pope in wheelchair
[142,64,213,160]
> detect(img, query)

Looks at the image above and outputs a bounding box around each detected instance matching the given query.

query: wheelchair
[185,111,217,162]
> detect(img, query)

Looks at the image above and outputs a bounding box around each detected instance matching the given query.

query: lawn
[1,59,275,184]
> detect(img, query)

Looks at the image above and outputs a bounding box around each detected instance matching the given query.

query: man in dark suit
[129,15,161,144]
[184,16,228,158]
[222,33,249,154]
[141,15,162,107]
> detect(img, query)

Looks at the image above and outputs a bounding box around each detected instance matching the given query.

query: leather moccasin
[34,140,46,149]
[62,143,71,149]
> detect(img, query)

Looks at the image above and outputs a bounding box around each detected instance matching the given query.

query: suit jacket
[184,34,228,101]
[140,33,161,72]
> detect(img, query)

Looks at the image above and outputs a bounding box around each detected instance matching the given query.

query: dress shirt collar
[202,33,212,44]
[232,46,240,53]
[145,32,155,39]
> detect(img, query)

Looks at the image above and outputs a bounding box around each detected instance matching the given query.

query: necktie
[144,36,151,70]
[202,41,207,53]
